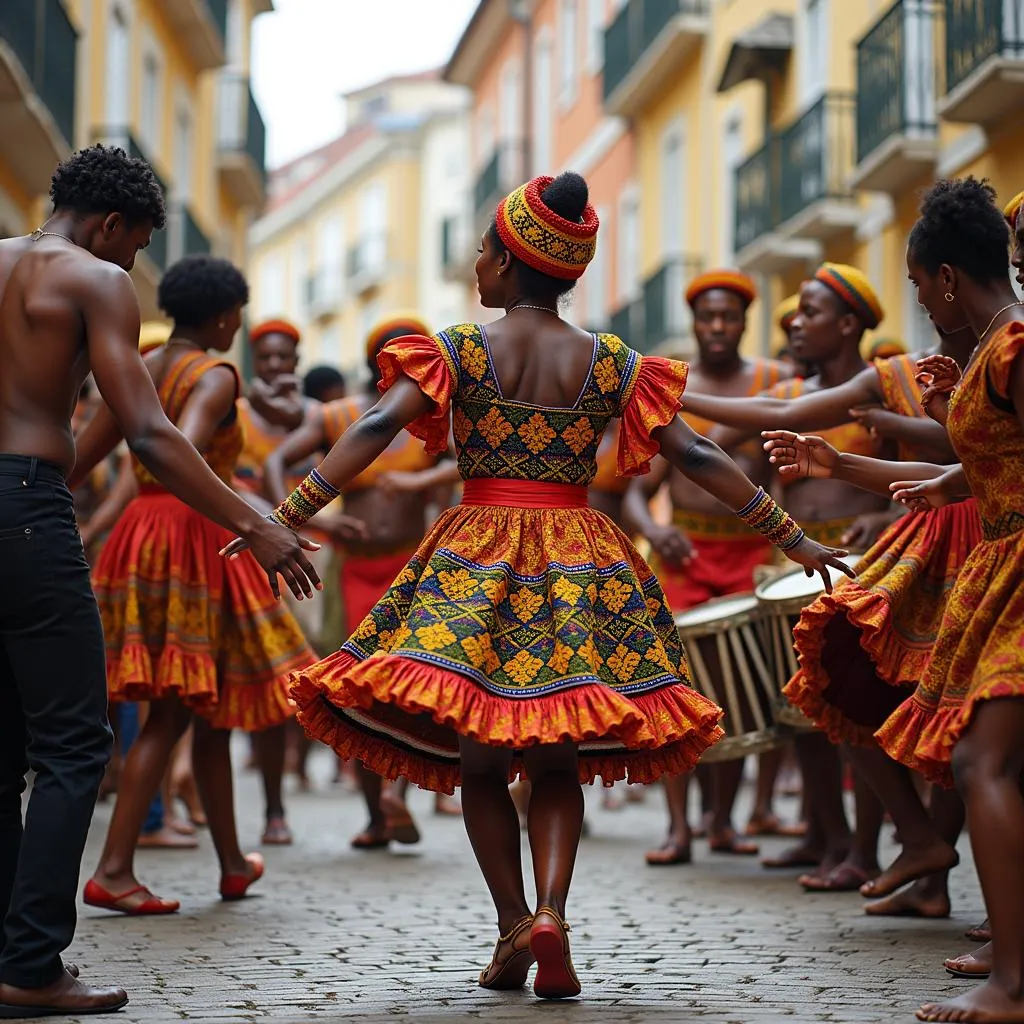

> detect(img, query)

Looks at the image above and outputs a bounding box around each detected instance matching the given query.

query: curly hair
[908,177,1010,283]
[50,145,166,229]
[487,171,590,302]
[158,255,249,328]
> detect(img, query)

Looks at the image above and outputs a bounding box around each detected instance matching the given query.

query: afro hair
[158,255,249,328]
[50,145,166,229]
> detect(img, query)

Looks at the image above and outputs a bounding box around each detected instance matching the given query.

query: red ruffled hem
[290,650,724,795]
[875,678,1024,788]
[377,335,453,455]
[108,644,219,712]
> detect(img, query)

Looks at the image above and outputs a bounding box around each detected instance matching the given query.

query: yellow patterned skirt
[290,481,724,794]
[93,490,314,731]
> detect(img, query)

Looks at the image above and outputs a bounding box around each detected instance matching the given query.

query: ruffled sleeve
[985,320,1024,403]
[377,333,456,455]
[616,354,689,476]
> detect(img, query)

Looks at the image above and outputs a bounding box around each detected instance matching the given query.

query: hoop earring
[218,319,227,328]
[944,292,955,303]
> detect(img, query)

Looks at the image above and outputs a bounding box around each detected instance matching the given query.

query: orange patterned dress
[786,353,984,745]
[91,351,315,731]
[290,324,724,793]
[875,322,1024,783]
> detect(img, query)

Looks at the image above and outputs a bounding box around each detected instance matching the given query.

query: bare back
[0,236,137,471]
[480,316,600,408]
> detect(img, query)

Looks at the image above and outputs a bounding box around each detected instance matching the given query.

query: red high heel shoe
[83,879,180,916]
[529,906,581,999]
[219,853,264,901]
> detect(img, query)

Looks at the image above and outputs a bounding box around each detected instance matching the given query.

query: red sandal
[83,879,180,916]
[530,906,581,1000]
[219,853,264,901]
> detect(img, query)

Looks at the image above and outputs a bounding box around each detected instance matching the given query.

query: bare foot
[434,793,462,816]
[917,979,1024,1021]
[708,828,758,855]
[137,826,199,850]
[860,842,959,899]
[745,812,807,837]
[864,878,951,918]
[645,836,692,866]
[801,862,878,893]
[379,792,421,845]
[166,816,196,836]
[945,943,992,979]
[762,841,824,870]
[966,920,991,943]
[350,822,391,849]
[170,771,207,828]
[261,816,293,845]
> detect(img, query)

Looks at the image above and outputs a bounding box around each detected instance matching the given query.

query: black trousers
[0,455,111,988]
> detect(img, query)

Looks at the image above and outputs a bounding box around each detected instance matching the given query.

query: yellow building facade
[611,0,1024,357]
[1,0,270,324]
[248,74,473,377]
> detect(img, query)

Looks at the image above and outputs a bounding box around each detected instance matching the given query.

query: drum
[675,594,780,762]
[754,555,862,728]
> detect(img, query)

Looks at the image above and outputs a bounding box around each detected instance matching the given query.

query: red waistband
[461,479,589,509]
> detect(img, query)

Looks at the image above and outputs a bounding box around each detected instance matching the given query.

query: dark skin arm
[248,375,306,431]
[622,456,695,566]
[70,269,319,599]
[79,448,135,550]
[847,405,956,462]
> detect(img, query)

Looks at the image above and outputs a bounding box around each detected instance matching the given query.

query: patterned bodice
[134,350,243,488]
[876,353,930,462]
[767,377,882,485]
[322,396,436,494]
[948,321,1024,540]
[437,323,639,486]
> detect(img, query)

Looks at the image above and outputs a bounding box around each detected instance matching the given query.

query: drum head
[674,593,757,629]
[754,554,860,603]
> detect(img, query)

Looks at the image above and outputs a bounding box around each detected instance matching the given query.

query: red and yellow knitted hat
[495,176,599,281]
[250,318,301,346]
[685,269,757,309]
[139,321,171,354]
[813,263,884,329]
[365,312,431,362]
[1004,190,1024,230]
[774,293,800,333]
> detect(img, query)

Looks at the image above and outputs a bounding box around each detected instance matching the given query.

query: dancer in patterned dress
[230,172,851,999]
[78,255,318,915]
[768,179,1024,1022]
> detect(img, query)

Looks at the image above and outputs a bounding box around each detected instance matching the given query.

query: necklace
[30,228,74,244]
[507,303,559,317]
[978,300,1024,341]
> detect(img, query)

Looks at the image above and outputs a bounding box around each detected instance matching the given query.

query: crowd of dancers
[0,143,1021,1023]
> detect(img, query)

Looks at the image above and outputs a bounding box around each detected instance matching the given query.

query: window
[559,0,580,108]
[586,0,605,73]
[257,252,285,318]
[140,42,163,154]
[316,215,344,304]
[105,5,130,124]
[359,184,387,273]
[720,116,744,264]
[225,0,244,66]
[500,59,522,143]
[585,206,609,328]
[476,105,495,166]
[173,101,194,201]
[799,0,828,105]
[290,240,307,320]
[617,189,640,304]
[533,32,554,174]
[660,119,685,258]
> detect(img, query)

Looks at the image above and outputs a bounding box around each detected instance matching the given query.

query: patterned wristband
[271,468,341,532]
[735,487,805,551]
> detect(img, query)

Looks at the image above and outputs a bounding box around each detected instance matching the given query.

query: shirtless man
[0,145,318,1018]
[626,270,790,864]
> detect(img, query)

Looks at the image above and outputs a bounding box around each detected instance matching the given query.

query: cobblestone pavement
[59,748,983,1024]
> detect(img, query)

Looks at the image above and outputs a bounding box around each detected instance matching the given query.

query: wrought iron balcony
[854,0,938,193]
[610,297,645,351]
[939,0,1024,124]
[602,0,710,117]
[734,142,776,258]
[0,0,76,192]
[473,142,525,225]
[163,0,227,70]
[642,256,704,353]
[347,234,388,296]
[217,73,268,207]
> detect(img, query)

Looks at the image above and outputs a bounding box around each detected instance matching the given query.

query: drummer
[626,269,790,864]
[690,265,899,891]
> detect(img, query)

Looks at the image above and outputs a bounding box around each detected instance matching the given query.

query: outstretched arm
[622,457,695,566]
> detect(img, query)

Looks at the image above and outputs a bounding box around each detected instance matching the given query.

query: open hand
[219,518,322,599]
[890,476,954,512]
[761,430,840,480]
[783,536,857,594]
[646,523,695,568]
[916,354,961,394]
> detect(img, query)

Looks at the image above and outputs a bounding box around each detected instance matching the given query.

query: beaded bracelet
[270,467,341,531]
[735,487,805,551]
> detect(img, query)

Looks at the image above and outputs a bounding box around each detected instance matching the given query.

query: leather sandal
[530,906,581,999]
[478,915,534,990]
[82,879,179,916]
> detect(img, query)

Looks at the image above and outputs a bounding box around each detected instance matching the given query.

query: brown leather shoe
[0,971,128,1018]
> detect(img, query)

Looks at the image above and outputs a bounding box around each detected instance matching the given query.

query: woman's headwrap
[494,176,599,281]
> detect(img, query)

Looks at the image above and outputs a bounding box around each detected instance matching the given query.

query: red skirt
[93,491,315,731]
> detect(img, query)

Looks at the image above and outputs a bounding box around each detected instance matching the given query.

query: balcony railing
[610,298,644,350]
[473,142,525,222]
[217,72,267,190]
[602,0,709,101]
[182,207,211,257]
[642,256,703,351]
[305,270,344,317]
[734,143,775,255]
[347,234,387,290]
[944,0,1024,96]
[204,0,229,41]
[777,92,855,226]
[0,0,77,145]
[856,0,937,165]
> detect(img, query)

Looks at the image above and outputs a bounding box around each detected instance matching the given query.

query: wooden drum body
[675,594,780,762]
[753,555,862,730]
